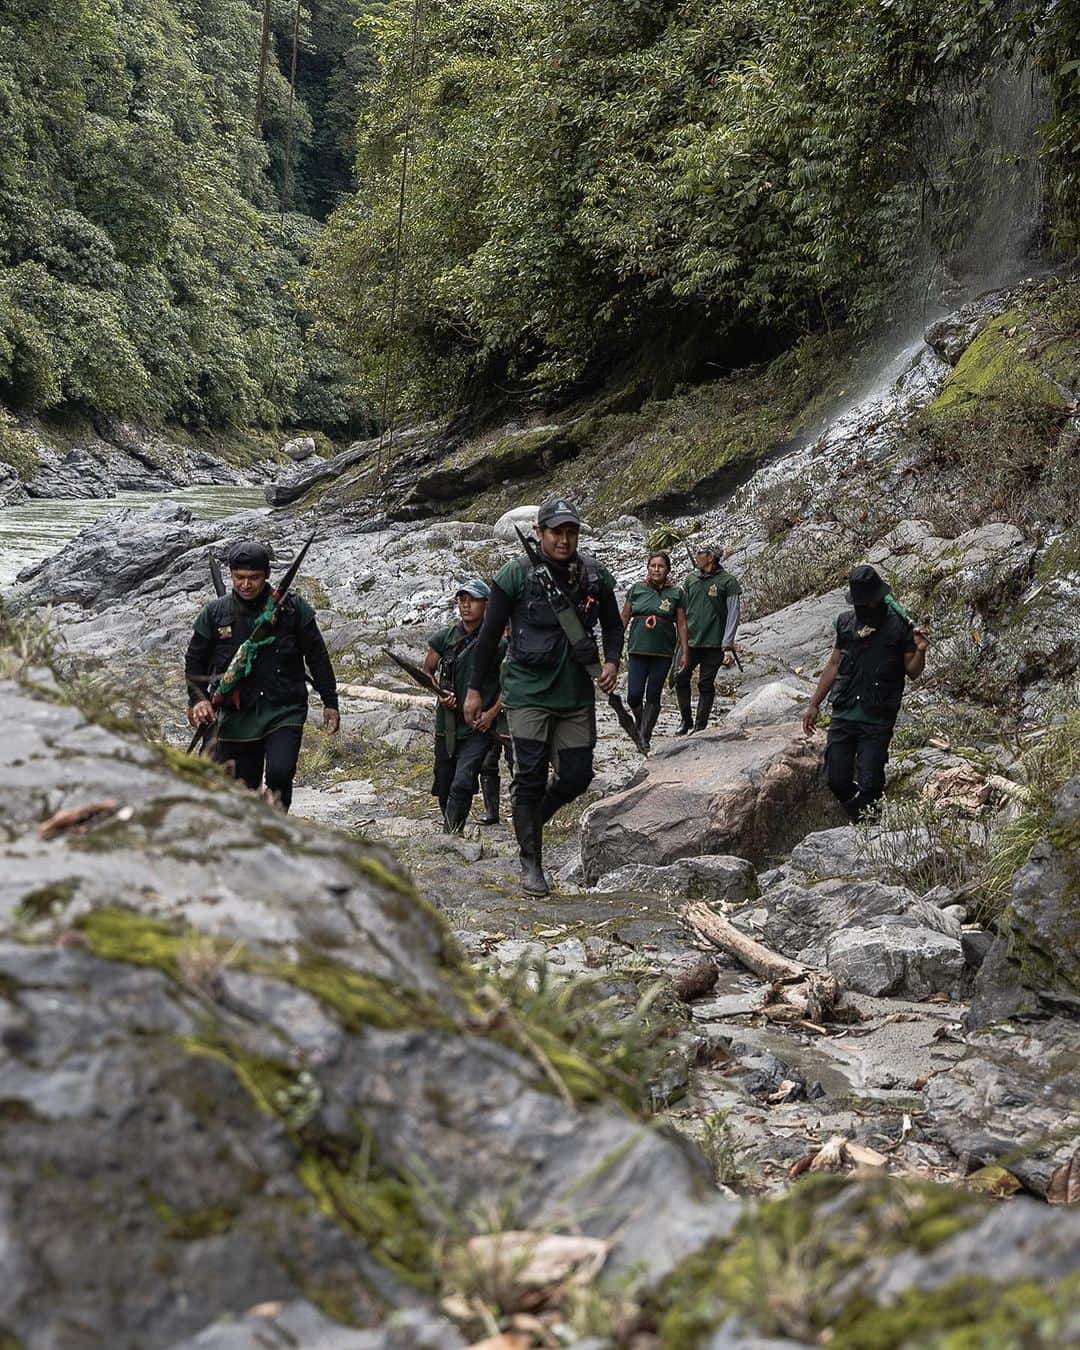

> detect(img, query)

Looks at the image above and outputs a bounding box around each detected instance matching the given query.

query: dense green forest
[0,0,370,432]
[317,0,1080,417]
[1,1,1077,436]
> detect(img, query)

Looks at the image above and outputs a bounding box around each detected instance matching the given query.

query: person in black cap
[675,542,741,734]
[422,578,505,833]
[463,497,623,896]
[802,564,929,820]
[185,539,339,810]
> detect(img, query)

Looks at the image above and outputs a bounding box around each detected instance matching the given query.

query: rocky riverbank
[3,272,1079,1346]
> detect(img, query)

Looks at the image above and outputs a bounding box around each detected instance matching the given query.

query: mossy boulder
[0,674,739,1346]
[404,422,584,505]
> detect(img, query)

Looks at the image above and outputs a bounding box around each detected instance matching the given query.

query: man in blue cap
[423,578,505,833]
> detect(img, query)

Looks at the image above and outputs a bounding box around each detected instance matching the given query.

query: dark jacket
[508,552,605,668]
[831,607,912,724]
[185,590,337,711]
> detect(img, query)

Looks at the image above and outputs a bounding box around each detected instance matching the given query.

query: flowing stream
[0,485,268,590]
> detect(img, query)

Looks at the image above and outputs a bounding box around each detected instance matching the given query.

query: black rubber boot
[692,690,715,733]
[675,686,693,735]
[478,773,501,825]
[443,793,470,835]
[628,700,643,733]
[513,801,550,896]
[640,701,661,751]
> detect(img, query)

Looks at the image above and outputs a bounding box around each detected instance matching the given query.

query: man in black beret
[185,539,339,810]
[802,564,928,820]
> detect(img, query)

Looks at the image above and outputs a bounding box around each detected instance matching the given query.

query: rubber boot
[675,685,693,735]
[692,690,715,733]
[628,700,643,733]
[513,800,550,896]
[640,701,661,752]
[478,773,501,825]
[437,794,448,826]
[443,793,470,835]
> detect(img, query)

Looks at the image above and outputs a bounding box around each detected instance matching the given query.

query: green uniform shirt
[494,554,617,710]
[427,621,505,739]
[625,581,684,657]
[193,596,315,742]
[681,566,740,648]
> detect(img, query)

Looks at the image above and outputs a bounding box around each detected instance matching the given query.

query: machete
[383,645,459,754]
[186,530,317,753]
[514,526,646,753]
[209,549,226,598]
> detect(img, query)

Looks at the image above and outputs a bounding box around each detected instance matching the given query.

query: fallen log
[337,683,434,708]
[681,901,848,1024]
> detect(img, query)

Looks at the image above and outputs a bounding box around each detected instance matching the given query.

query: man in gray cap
[675,542,741,734]
[423,579,505,833]
[185,539,339,810]
[464,498,623,895]
[802,564,929,820]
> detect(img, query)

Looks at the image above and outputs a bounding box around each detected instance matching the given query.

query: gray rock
[581,727,826,882]
[0,461,28,506]
[592,855,757,904]
[725,679,814,729]
[165,1305,465,1349]
[738,590,845,671]
[283,435,318,461]
[494,504,541,539]
[925,293,1003,364]
[786,824,948,885]
[816,924,966,998]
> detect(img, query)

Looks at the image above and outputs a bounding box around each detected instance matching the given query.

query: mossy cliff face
[0,673,739,1347]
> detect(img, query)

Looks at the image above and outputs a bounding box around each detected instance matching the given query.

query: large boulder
[580,727,826,883]
[0,674,738,1347]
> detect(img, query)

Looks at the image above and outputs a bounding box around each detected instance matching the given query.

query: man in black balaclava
[801,564,928,821]
[185,539,339,810]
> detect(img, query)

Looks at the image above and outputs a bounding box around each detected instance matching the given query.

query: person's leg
[626,654,648,730]
[824,720,860,818]
[216,739,265,792]
[674,648,701,733]
[444,733,494,833]
[431,737,454,820]
[640,655,668,749]
[540,706,597,823]
[508,707,553,896]
[478,736,502,825]
[263,725,304,811]
[693,648,724,731]
[851,725,892,818]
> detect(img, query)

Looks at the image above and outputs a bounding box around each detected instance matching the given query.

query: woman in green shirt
[621,552,689,749]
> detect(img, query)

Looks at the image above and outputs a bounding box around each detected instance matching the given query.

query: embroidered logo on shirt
[660,598,671,612]
[217,626,233,638]
[708,584,718,597]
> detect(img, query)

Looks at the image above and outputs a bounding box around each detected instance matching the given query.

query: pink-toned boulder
[580,727,827,883]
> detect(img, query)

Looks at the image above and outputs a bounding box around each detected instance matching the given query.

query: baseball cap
[456,578,491,600]
[537,497,581,528]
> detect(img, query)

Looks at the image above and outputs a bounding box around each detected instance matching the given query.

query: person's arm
[185,609,217,728]
[301,617,340,733]
[620,598,632,628]
[802,646,842,735]
[464,583,511,725]
[676,606,690,671]
[722,592,741,651]
[904,629,929,680]
[597,583,624,693]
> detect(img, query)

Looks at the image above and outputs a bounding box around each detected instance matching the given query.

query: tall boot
[640,701,661,751]
[512,800,549,897]
[444,793,470,835]
[692,689,715,733]
[628,700,643,733]
[478,773,500,825]
[675,685,693,736]
[437,794,448,825]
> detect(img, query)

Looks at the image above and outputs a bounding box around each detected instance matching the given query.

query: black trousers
[824,717,893,819]
[217,725,304,812]
[431,731,496,803]
[627,652,671,705]
[674,646,725,698]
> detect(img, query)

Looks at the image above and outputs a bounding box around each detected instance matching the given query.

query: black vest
[205,591,308,709]
[508,553,602,668]
[831,607,910,723]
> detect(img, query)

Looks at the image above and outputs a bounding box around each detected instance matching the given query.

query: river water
[0,485,268,590]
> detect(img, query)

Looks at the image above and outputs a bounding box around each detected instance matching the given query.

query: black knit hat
[846,564,888,605]
[228,540,271,573]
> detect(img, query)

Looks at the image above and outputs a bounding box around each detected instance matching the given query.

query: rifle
[383,645,459,754]
[209,550,225,598]
[185,530,317,753]
[514,526,646,753]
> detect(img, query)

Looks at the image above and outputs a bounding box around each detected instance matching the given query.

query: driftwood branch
[681,901,847,1024]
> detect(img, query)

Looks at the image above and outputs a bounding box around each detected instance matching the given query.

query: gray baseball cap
[537,497,581,528]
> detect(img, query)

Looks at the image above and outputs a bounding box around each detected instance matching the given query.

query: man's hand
[463,689,483,728]
[438,691,458,710]
[722,648,735,667]
[189,700,216,729]
[802,703,820,736]
[678,649,689,673]
[913,627,930,653]
[476,706,499,733]
[323,707,341,735]
[598,661,618,694]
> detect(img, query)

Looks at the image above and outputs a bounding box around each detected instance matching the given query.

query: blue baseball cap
[456,578,491,600]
